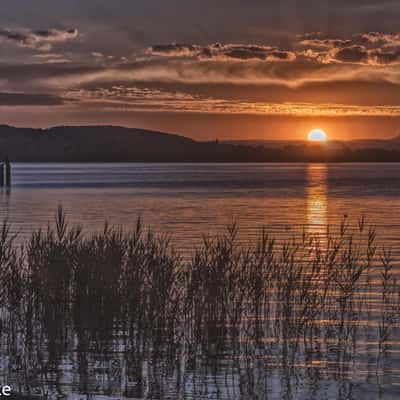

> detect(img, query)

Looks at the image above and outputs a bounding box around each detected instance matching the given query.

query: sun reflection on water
[307,164,328,236]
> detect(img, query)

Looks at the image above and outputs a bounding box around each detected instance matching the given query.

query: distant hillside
[225,138,400,151]
[0,125,278,162]
[1,125,400,162]
[389,135,400,143]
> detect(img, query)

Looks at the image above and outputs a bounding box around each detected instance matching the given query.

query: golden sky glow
[2,2,400,140]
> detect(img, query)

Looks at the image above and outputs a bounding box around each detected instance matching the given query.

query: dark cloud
[299,38,353,49]
[333,45,369,63]
[149,33,400,66]
[149,43,296,61]
[151,44,199,57]
[0,92,65,106]
[3,0,400,47]
[299,32,400,65]
[357,32,400,47]
[371,49,400,64]
[0,28,78,51]
[0,62,102,86]
[301,32,400,51]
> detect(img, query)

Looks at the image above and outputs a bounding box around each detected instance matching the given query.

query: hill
[1,125,400,162]
[0,125,277,162]
[225,138,400,151]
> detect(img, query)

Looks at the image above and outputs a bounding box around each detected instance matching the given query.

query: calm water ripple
[1,163,400,254]
[0,162,399,400]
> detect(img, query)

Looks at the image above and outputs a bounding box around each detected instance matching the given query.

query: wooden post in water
[0,164,3,187]
[5,158,11,187]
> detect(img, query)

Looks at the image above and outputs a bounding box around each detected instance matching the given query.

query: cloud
[299,34,353,50]
[149,43,296,62]
[0,92,65,106]
[333,45,369,63]
[150,44,200,57]
[64,85,400,117]
[33,53,72,64]
[0,28,78,51]
[3,32,400,117]
[0,56,390,98]
[357,32,400,47]
[370,48,400,64]
[298,32,400,65]
[149,34,400,67]
[92,52,105,58]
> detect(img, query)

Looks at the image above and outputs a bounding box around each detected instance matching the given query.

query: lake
[0,162,399,400]
[2,162,400,255]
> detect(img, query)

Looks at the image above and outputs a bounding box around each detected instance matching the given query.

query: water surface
[2,162,400,255]
[0,163,399,400]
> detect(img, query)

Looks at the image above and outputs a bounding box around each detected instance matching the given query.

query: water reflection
[307,164,328,236]
[0,163,398,399]
[2,163,400,259]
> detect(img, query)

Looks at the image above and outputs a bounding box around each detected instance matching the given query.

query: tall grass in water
[0,208,399,395]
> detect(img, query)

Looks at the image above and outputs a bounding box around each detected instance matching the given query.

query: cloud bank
[298,32,400,65]
[149,43,296,62]
[0,28,78,51]
[2,27,400,120]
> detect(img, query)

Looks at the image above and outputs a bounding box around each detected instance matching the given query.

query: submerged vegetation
[0,208,399,398]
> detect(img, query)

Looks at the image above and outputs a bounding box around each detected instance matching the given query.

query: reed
[0,209,398,396]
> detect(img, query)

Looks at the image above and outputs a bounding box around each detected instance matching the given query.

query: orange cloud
[65,86,400,117]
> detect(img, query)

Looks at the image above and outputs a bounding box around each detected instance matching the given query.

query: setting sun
[308,129,328,142]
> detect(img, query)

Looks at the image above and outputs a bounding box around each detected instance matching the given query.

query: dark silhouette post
[0,164,3,187]
[5,157,11,187]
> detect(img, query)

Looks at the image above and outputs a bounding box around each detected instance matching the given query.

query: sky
[2,0,400,140]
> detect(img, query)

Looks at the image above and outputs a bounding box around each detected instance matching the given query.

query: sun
[308,129,328,142]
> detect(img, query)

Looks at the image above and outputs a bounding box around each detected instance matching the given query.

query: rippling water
[2,162,400,254]
[0,163,399,400]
